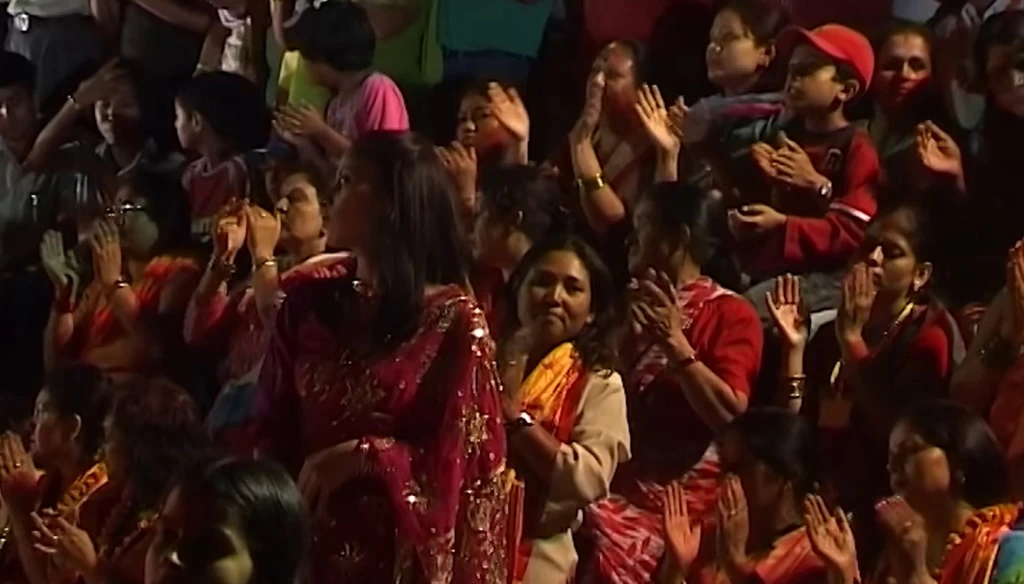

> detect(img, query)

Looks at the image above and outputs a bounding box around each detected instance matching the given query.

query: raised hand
[836,263,876,344]
[635,84,682,154]
[717,474,751,577]
[89,219,123,290]
[73,58,124,108]
[213,201,247,261]
[915,121,964,185]
[1004,241,1024,343]
[436,142,478,217]
[487,83,529,144]
[276,104,329,140]
[0,432,40,518]
[629,269,692,360]
[663,481,701,576]
[40,230,73,290]
[804,495,858,584]
[766,274,807,350]
[570,71,605,145]
[244,204,281,263]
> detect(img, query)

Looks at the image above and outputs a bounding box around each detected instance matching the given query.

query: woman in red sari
[581,182,763,584]
[660,408,827,584]
[184,169,346,458]
[253,131,510,584]
[0,363,111,584]
[40,172,201,384]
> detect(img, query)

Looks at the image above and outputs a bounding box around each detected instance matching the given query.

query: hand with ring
[31,512,98,575]
[0,432,40,518]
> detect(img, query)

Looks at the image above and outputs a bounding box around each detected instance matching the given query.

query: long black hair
[506,234,621,373]
[898,400,1008,509]
[167,457,309,584]
[43,363,112,463]
[344,131,472,347]
[727,407,818,496]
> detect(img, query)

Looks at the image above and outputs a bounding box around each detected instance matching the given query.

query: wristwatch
[504,411,535,433]
[816,179,834,199]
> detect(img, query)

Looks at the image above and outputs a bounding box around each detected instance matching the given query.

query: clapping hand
[244,204,282,263]
[89,219,123,290]
[717,474,752,578]
[40,230,77,293]
[836,262,876,345]
[0,432,40,518]
[771,132,829,192]
[276,104,329,141]
[876,496,932,584]
[629,269,692,360]
[436,142,478,216]
[213,201,247,262]
[570,71,605,145]
[804,495,858,584]
[663,482,701,576]
[766,274,807,350]
[635,84,683,154]
[30,511,97,575]
[1003,241,1024,343]
[915,121,964,186]
[728,204,787,238]
[487,83,530,144]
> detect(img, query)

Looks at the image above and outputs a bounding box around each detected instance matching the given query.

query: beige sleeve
[543,371,631,520]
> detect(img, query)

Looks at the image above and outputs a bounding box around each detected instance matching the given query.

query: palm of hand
[643,112,679,153]
[665,514,700,568]
[774,304,805,345]
[809,519,855,573]
[493,102,529,142]
[921,142,960,176]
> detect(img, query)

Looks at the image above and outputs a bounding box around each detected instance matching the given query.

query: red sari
[581,277,763,584]
[63,255,200,380]
[254,262,510,584]
[185,253,349,457]
[693,528,826,584]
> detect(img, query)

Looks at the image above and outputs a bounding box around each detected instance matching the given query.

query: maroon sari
[253,261,510,584]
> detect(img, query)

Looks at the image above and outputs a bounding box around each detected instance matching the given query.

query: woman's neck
[284,236,327,265]
[53,451,94,497]
[870,292,912,326]
[749,499,803,551]
[499,234,533,281]
[674,259,703,288]
[920,499,976,568]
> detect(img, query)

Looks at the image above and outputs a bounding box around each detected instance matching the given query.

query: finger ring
[52,535,59,544]
[13,462,20,469]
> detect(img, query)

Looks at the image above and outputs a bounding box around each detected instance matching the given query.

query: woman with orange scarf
[805,400,1021,584]
[0,364,112,584]
[498,235,631,583]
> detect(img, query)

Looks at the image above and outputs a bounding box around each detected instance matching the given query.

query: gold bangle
[786,377,806,400]
[253,257,278,272]
[575,173,606,195]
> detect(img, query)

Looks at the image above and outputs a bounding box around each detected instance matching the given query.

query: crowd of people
[4,0,1024,582]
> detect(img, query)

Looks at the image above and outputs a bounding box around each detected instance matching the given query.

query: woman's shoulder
[703,291,760,326]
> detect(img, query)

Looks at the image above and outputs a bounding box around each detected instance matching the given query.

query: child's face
[706,9,770,92]
[95,84,142,145]
[783,45,850,113]
[174,100,201,152]
[455,92,510,154]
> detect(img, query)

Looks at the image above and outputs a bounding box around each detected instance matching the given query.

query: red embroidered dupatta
[254,273,510,584]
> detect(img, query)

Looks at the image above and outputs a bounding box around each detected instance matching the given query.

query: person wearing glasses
[39,171,201,384]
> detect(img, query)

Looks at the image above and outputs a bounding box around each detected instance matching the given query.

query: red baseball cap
[778,24,875,93]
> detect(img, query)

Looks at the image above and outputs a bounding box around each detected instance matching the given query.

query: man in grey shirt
[2,0,102,112]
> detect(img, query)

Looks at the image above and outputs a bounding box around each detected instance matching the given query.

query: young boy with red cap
[726,24,881,321]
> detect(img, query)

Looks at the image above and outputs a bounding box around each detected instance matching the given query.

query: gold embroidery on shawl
[460,405,491,456]
[456,466,511,583]
[422,530,456,583]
